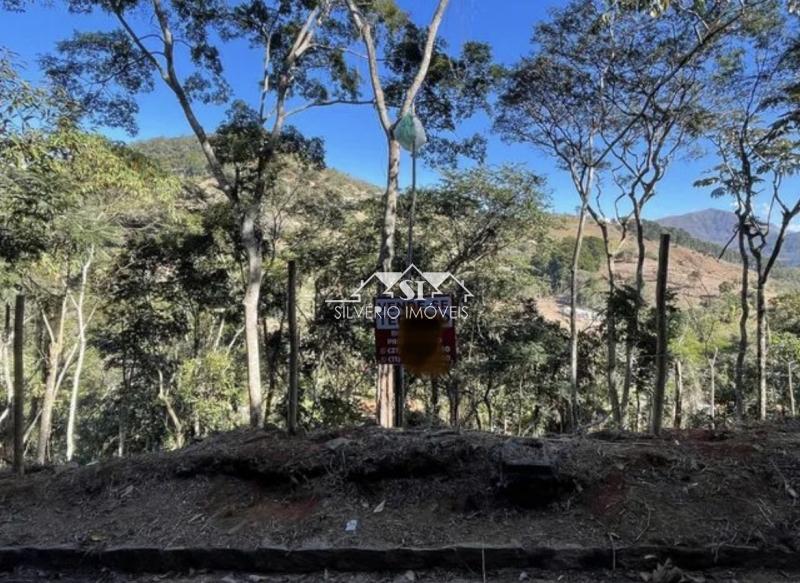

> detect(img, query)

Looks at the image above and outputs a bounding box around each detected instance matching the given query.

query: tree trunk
[13,295,24,476]
[482,380,495,431]
[592,216,623,425]
[674,359,683,429]
[66,250,92,461]
[755,275,768,420]
[430,378,440,422]
[651,233,670,435]
[569,201,588,429]
[241,205,264,428]
[157,369,184,449]
[788,361,795,417]
[376,138,401,428]
[345,0,449,429]
[447,378,460,427]
[263,312,286,421]
[709,348,718,429]
[118,412,126,458]
[624,207,648,430]
[734,224,749,420]
[287,260,299,435]
[0,304,11,446]
[377,365,395,427]
[37,294,70,464]
[1,304,11,418]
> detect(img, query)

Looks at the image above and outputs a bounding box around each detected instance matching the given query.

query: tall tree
[700,12,797,419]
[497,0,756,427]
[344,0,494,426]
[595,5,711,427]
[41,0,359,427]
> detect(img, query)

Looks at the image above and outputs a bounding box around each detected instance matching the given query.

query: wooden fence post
[13,294,24,476]
[287,260,298,435]
[651,233,670,435]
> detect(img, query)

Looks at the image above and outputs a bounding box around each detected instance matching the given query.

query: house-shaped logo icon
[326,263,473,304]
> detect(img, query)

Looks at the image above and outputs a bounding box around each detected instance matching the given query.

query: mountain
[657,208,739,248]
[657,208,800,267]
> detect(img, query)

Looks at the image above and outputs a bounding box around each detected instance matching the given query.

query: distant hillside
[641,218,741,264]
[539,214,762,329]
[657,208,738,248]
[132,136,210,178]
[131,137,800,329]
[132,135,381,199]
[657,208,800,267]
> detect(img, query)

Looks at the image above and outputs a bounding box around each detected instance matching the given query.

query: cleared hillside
[540,215,762,329]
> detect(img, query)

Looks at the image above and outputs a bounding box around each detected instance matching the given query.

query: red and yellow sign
[374,296,457,376]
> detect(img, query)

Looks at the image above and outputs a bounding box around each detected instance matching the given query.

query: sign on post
[375,295,457,374]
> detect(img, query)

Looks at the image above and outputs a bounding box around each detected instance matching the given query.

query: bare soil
[3,565,800,582]
[540,216,781,331]
[0,423,799,578]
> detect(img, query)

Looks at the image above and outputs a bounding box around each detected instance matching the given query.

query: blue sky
[1,0,733,219]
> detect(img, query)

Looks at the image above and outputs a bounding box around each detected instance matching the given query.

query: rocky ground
[0,422,799,580]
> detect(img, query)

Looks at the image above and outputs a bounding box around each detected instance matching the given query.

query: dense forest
[2,0,800,468]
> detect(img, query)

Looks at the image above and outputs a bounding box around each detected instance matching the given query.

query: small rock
[519,572,529,581]
[404,570,416,581]
[345,519,358,532]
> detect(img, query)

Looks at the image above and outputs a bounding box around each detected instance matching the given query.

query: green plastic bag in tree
[394,113,427,152]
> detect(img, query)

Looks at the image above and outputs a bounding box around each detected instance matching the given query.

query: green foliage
[177,352,241,433]
[41,0,359,136]
[212,101,325,170]
[362,4,498,167]
[534,235,605,294]
[405,165,549,271]
[0,52,178,274]
[772,293,800,335]
[132,136,210,178]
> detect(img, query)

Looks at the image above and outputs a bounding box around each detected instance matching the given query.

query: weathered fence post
[287,260,298,435]
[13,294,24,476]
[651,233,670,435]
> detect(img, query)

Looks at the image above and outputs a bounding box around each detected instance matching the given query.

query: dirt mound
[0,424,798,557]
